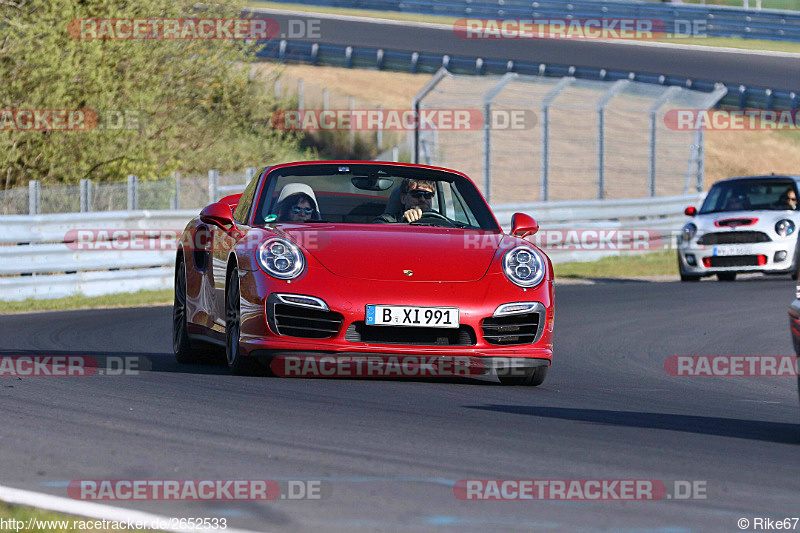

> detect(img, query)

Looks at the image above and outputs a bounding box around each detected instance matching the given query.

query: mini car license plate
[365,305,459,328]
[713,245,754,256]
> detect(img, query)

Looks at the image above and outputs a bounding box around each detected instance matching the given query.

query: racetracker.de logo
[68,480,327,501]
[453,18,667,40]
[67,18,279,40]
[270,355,485,378]
[454,479,707,500]
[269,109,536,131]
[664,109,800,131]
[0,110,97,131]
[664,355,799,376]
[63,229,331,252]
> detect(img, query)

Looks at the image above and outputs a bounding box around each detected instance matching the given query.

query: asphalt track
[255,9,800,92]
[1,278,798,532]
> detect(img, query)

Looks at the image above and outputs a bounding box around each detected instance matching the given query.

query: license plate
[713,245,754,256]
[365,305,459,328]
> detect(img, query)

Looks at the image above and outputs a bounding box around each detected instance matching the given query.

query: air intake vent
[482,312,541,345]
[266,295,342,339]
[345,322,476,346]
[698,231,770,245]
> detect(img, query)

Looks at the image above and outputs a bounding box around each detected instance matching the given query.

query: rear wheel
[226,266,257,375]
[173,257,195,363]
[498,366,548,386]
[717,272,737,281]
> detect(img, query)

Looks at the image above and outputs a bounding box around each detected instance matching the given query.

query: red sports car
[173,161,554,385]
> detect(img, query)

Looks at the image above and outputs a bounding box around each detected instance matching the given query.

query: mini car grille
[481,313,540,345]
[708,255,762,268]
[697,231,770,245]
[345,322,476,346]
[270,303,343,339]
[716,218,756,227]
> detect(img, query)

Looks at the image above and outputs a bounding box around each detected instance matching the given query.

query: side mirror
[685,206,697,216]
[510,213,539,238]
[200,202,236,229]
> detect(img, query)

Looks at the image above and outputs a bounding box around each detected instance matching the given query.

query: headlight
[680,223,697,243]
[257,237,305,279]
[503,245,545,288]
[775,219,795,237]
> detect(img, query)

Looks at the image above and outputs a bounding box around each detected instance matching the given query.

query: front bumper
[678,239,797,276]
[237,270,555,360]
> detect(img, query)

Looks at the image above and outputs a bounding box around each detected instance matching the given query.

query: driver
[374,178,436,223]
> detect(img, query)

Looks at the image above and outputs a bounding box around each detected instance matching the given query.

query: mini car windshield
[699,179,799,214]
[252,163,500,231]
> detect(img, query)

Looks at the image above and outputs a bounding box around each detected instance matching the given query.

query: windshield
[251,163,500,231]
[699,178,798,214]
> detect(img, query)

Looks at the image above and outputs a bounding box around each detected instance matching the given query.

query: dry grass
[255,62,800,192]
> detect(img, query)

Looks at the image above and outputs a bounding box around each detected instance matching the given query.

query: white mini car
[678,175,800,282]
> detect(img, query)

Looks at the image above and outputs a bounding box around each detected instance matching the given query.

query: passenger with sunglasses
[275,183,319,222]
[374,178,437,223]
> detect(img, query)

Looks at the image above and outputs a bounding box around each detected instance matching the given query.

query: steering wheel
[409,211,457,227]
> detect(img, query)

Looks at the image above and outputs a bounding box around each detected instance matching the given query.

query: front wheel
[173,258,196,363]
[498,366,548,386]
[226,267,257,375]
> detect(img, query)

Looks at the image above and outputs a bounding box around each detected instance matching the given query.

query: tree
[0,0,300,188]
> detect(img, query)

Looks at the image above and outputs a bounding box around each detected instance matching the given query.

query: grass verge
[553,250,677,279]
[0,289,173,314]
[0,502,153,532]
[0,253,680,315]
[246,0,800,53]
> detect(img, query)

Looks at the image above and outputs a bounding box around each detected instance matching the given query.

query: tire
[498,366,548,386]
[173,257,196,364]
[717,272,737,282]
[225,266,257,375]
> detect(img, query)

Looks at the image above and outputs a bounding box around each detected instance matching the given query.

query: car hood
[694,210,800,233]
[278,224,506,282]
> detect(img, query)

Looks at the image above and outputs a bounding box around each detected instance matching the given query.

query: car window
[700,179,798,213]
[233,172,260,224]
[252,163,499,231]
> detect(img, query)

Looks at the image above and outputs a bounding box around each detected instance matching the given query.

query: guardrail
[257,0,800,41]
[0,194,703,301]
[255,40,798,110]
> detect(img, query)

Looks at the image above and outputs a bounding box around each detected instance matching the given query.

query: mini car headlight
[681,223,697,243]
[503,245,545,288]
[775,219,795,237]
[257,237,305,279]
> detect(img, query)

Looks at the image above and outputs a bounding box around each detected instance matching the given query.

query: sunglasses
[408,190,434,200]
[291,206,314,215]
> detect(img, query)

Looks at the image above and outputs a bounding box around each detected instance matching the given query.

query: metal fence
[0,193,702,301]
[256,0,800,41]
[1,171,253,216]
[412,69,726,203]
[256,40,797,111]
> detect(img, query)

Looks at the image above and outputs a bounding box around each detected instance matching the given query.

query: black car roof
[713,175,800,185]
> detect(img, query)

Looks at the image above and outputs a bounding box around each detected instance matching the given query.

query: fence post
[28,180,40,215]
[80,178,92,212]
[298,79,304,111]
[392,146,399,162]
[246,167,256,184]
[172,172,180,210]
[323,88,329,111]
[540,77,574,202]
[208,169,218,204]
[349,96,356,153]
[596,80,629,200]
[648,86,680,198]
[127,175,138,210]
[376,105,383,151]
